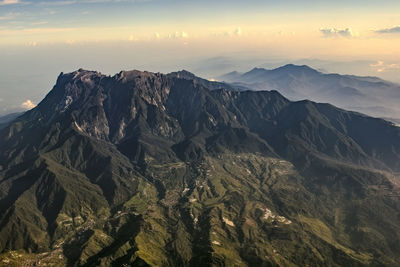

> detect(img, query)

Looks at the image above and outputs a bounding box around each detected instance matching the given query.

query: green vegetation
[1,69,400,266]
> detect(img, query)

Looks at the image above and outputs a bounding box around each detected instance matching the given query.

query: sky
[1,0,400,114]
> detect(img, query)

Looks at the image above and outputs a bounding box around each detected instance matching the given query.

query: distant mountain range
[0,69,400,266]
[218,64,400,123]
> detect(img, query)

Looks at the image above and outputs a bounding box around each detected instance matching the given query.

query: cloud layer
[37,0,148,6]
[0,0,19,5]
[320,28,355,38]
[375,26,400,34]
[370,61,400,72]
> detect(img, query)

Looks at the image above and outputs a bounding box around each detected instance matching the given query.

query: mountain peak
[241,65,320,81]
[168,69,196,80]
[116,69,160,80]
[55,69,102,86]
[273,64,320,74]
[247,67,267,73]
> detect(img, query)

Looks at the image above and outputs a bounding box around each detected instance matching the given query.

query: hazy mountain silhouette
[219,64,400,122]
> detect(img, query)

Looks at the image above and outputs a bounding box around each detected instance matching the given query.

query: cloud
[65,39,76,44]
[38,0,149,5]
[31,21,48,26]
[21,99,36,110]
[0,12,18,21]
[375,26,400,34]
[38,0,78,6]
[234,27,242,36]
[181,31,188,38]
[0,98,3,102]
[0,0,29,6]
[370,61,400,72]
[168,31,189,39]
[1,27,74,34]
[211,27,244,38]
[320,28,355,38]
[26,41,38,46]
[0,0,19,5]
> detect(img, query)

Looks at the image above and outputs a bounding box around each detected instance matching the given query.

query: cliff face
[0,69,399,266]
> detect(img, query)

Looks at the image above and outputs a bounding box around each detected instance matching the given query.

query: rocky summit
[0,69,400,266]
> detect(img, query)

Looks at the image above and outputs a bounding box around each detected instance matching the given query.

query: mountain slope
[0,112,22,130]
[218,64,400,122]
[0,69,400,266]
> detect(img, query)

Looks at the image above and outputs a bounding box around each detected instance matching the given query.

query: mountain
[0,112,23,130]
[0,69,400,266]
[169,70,248,91]
[218,64,400,122]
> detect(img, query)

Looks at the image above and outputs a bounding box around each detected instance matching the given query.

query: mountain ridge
[0,69,400,266]
[218,64,400,123]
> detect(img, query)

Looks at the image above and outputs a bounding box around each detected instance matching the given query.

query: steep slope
[218,64,400,122]
[0,69,400,266]
[0,112,22,130]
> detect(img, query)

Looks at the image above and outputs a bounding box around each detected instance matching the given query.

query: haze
[1,0,400,115]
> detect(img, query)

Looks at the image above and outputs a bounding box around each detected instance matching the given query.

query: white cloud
[211,27,244,38]
[21,99,36,110]
[65,39,76,44]
[0,0,19,5]
[26,41,38,47]
[370,61,400,72]
[320,28,356,38]
[234,27,242,36]
[168,31,189,39]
